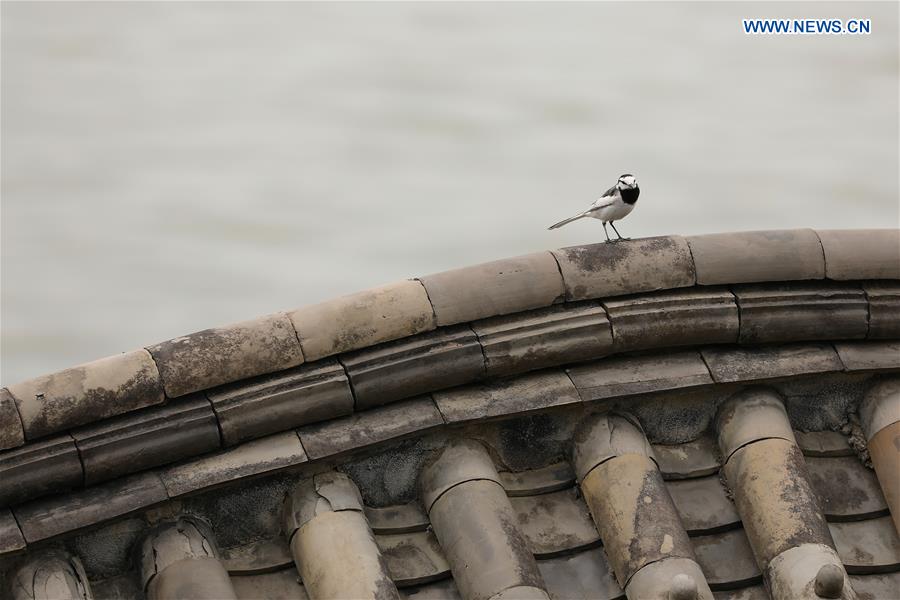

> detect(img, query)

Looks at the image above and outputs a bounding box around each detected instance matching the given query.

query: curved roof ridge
[1,228,897,448]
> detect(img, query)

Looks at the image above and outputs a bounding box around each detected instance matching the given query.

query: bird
[547,173,640,242]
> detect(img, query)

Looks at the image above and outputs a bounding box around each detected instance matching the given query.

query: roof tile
[510,487,599,557]
[147,312,304,398]
[160,430,307,498]
[667,476,741,535]
[14,472,167,542]
[432,370,580,425]
[806,455,888,521]
[834,340,900,371]
[499,462,575,497]
[377,530,450,587]
[0,509,26,557]
[207,359,353,446]
[472,302,612,378]
[568,351,713,401]
[6,348,164,440]
[688,229,825,285]
[603,287,738,352]
[701,343,843,383]
[0,389,25,451]
[830,516,900,574]
[863,281,900,339]
[289,280,436,361]
[419,252,565,326]
[297,396,443,461]
[652,435,721,480]
[816,229,900,280]
[733,282,868,344]
[692,528,761,589]
[537,549,622,600]
[0,433,83,507]
[72,393,220,486]
[552,235,695,301]
[341,326,485,410]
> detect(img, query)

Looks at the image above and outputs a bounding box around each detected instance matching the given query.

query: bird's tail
[547,212,587,230]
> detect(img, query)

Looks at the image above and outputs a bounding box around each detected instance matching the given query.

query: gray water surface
[2,2,898,384]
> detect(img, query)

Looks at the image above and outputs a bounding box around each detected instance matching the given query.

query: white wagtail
[547,174,640,242]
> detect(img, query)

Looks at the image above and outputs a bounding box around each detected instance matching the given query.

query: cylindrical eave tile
[288,279,436,361]
[816,228,900,280]
[139,517,237,600]
[859,378,900,535]
[9,547,93,600]
[716,389,855,599]
[573,413,713,600]
[687,229,826,285]
[146,312,304,399]
[283,472,399,600]
[0,389,25,451]
[6,349,165,441]
[419,439,549,600]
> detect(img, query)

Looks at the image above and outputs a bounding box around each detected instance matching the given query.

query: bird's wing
[599,184,618,198]
[585,197,617,213]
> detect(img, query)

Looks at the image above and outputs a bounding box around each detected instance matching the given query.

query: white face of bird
[617,174,637,189]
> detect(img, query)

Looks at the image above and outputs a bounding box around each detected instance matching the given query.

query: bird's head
[617,174,638,189]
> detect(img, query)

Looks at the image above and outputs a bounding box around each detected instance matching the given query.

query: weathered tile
[864,281,900,339]
[834,340,900,372]
[297,396,443,460]
[147,312,304,398]
[538,548,623,600]
[794,430,853,458]
[366,503,430,534]
[499,462,576,497]
[0,434,83,507]
[734,282,868,344]
[221,537,293,574]
[817,229,900,280]
[712,586,769,600]
[850,572,900,600]
[208,360,353,446]
[341,326,485,410]
[701,343,843,383]
[831,516,900,574]
[419,252,565,326]
[0,508,26,556]
[806,455,888,520]
[604,287,738,352]
[692,528,761,589]
[14,472,168,542]
[160,430,307,498]
[568,352,713,401]
[376,530,450,587]
[232,568,309,600]
[402,578,461,600]
[72,394,220,486]
[666,475,741,535]
[433,370,580,424]
[510,487,600,557]
[289,280,436,361]
[688,229,825,285]
[0,388,25,450]
[472,302,613,377]
[652,435,721,480]
[90,574,143,600]
[6,349,164,440]
[552,236,695,301]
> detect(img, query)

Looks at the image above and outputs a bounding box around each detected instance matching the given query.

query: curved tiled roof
[0,228,898,600]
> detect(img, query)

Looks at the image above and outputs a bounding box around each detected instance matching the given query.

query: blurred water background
[2,2,898,385]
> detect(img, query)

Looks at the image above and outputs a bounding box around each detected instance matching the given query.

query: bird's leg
[602,222,612,243]
[611,222,630,241]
